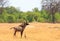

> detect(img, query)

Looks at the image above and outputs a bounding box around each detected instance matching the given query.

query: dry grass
[0,22,60,41]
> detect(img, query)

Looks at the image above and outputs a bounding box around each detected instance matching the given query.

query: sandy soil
[0,22,60,41]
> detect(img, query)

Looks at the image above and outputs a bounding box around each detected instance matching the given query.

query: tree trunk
[51,13,55,23]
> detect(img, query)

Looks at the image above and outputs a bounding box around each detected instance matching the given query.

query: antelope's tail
[10,27,14,29]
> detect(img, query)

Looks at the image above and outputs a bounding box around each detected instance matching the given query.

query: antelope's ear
[26,20,27,23]
[24,20,28,23]
[26,20,28,23]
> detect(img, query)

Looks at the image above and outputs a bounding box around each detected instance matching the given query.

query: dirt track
[0,22,60,41]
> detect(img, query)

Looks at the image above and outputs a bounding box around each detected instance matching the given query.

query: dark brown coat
[10,22,29,38]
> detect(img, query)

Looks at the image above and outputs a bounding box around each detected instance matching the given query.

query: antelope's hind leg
[14,30,17,36]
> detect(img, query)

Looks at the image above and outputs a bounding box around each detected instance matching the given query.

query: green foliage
[0,7,60,23]
[55,12,60,23]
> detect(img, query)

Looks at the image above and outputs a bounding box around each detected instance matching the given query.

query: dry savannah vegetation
[0,22,60,41]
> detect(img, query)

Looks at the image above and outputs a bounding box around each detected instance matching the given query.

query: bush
[55,13,60,23]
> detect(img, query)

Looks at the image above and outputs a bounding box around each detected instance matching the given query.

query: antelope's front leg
[21,31,24,38]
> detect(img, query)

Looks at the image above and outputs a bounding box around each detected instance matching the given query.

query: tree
[32,8,39,12]
[41,0,60,23]
[0,0,8,14]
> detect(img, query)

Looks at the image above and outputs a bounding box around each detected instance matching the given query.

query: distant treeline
[0,6,60,23]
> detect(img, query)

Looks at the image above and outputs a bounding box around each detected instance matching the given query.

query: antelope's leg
[14,30,17,36]
[21,31,24,38]
[24,33,26,38]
